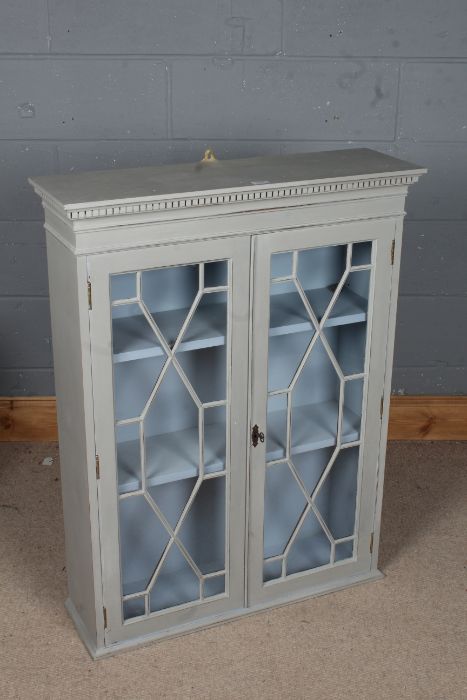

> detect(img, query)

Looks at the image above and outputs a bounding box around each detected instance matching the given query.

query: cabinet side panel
[46,232,98,643]
[371,216,404,569]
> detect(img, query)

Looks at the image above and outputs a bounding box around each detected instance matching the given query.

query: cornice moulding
[32,172,422,223]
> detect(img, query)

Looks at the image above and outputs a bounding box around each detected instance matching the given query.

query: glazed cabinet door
[89,236,250,645]
[248,219,394,606]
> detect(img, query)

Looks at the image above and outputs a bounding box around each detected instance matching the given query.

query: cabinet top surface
[30,148,424,212]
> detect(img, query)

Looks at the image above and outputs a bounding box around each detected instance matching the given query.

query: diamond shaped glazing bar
[280,456,335,570]
[143,476,203,595]
[264,242,375,581]
[113,260,233,618]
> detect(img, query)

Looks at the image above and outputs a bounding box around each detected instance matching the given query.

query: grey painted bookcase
[29,148,425,658]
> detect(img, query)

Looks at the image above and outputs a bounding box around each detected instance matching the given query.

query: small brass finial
[201,148,218,163]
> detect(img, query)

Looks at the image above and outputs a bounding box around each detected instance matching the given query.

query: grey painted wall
[0,1,466,396]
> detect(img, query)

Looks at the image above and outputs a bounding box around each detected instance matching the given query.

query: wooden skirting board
[387,396,467,441]
[0,397,59,442]
[0,395,466,443]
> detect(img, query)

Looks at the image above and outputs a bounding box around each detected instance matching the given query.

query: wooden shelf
[118,422,225,494]
[270,286,366,336]
[113,286,367,364]
[112,300,226,364]
[267,400,361,462]
[118,399,359,494]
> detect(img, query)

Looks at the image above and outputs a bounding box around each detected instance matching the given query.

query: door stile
[247,234,271,603]
[243,234,256,605]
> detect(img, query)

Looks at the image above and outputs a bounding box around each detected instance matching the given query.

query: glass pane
[343,378,364,443]
[177,345,226,404]
[174,289,227,405]
[292,447,334,499]
[325,270,370,328]
[263,241,373,582]
[178,477,226,575]
[116,422,141,494]
[291,337,340,454]
[119,495,170,597]
[113,355,166,423]
[322,267,370,381]
[142,264,199,348]
[178,291,227,352]
[147,477,197,530]
[323,269,370,329]
[112,258,231,619]
[325,323,367,377]
[112,300,167,423]
[335,540,354,562]
[286,510,331,575]
[298,244,347,323]
[270,280,313,336]
[123,596,145,621]
[263,462,307,562]
[268,332,313,394]
[204,405,226,474]
[150,544,200,613]
[111,272,136,302]
[266,393,287,462]
[204,574,225,598]
[352,241,372,266]
[144,364,199,484]
[263,559,282,582]
[268,280,314,393]
[270,251,293,279]
[204,260,228,288]
[112,302,166,363]
[314,447,359,540]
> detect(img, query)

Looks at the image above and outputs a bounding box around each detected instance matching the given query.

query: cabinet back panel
[345,268,371,301]
[143,265,199,314]
[297,245,347,291]
[292,339,340,407]
[328,323,368,377]
[113,355,166,422]
[314,447,360,541]
[144,363,200,436]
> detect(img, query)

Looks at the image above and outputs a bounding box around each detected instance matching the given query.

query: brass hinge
[380,395,384,419]
[95,454,100,480]
[369,532,374,555]
[103,606,108,629]
[390,239,395,265]
[87,279,92,310]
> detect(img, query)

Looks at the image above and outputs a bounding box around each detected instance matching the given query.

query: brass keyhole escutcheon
[252,424,265,447]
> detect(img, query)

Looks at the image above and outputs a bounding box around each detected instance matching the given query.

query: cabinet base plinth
[65,599,99,660]
[67,570,384,660]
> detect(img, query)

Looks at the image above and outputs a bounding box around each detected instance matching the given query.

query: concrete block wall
[0,1,466,395]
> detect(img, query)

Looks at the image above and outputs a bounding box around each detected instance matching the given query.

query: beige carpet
[0,441,465,700]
